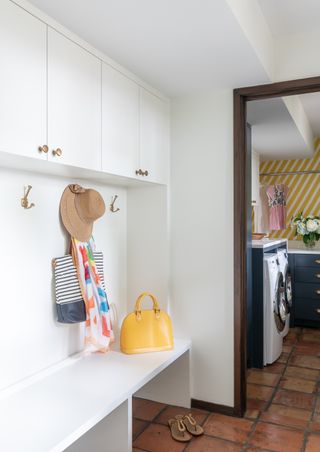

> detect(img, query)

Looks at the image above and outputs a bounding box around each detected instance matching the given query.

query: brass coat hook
[110,195,120,213]
[21,185,35,209]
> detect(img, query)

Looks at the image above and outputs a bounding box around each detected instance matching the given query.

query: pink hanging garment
[266,184,288,230]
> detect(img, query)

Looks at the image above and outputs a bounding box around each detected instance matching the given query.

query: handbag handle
[135,292,160,318]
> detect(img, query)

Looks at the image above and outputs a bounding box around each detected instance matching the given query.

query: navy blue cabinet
[289,253,320,327]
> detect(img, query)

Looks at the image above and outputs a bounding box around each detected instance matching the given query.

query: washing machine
[263,254,285,365]
[277,249,292,337]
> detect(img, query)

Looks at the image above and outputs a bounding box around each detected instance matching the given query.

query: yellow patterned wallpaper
[260,139,320,240]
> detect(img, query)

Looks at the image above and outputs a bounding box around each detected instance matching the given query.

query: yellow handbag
[120,292,174,354]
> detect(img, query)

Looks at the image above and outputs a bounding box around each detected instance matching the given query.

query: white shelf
[0,150,162,188]
[0,339,191,452]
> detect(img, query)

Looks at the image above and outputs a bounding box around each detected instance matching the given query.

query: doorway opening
[233,76,320,416]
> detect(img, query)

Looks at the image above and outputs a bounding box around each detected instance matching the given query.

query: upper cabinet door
[139,88,169,184]
[48,29,101,170]
[0,1,46,159]
[102,63,139,177]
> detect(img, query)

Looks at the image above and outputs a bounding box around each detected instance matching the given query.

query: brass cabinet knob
[135,169,149,177]
[316,308,320,315]
[52,148,62,157]
[316,274,320,279]
[315,260,320,264]
[38,144,48,153]
[316,290,320,295]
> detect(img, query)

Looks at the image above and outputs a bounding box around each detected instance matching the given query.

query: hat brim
[60,186,93,242]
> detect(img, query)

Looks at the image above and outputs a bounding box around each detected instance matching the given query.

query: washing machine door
[274,273,287,333]
[284,266,292,310]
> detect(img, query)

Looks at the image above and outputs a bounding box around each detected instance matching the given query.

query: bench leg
[134,350,191,408]
[65,399,131,452]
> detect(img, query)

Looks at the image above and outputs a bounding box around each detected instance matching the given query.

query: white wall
[170,90,234,406]
[0,168,127,390]
[276,30,320,82]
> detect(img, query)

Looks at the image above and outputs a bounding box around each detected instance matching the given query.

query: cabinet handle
[316,274,320,279]
[316,290,320,295]
[316,309,320,315]
[135,169,149,177]
[38,144,48,154]
[52,148,62,157]
[315,259,320,264]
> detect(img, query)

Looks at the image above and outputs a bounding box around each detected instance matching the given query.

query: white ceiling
[247,98,312,161]
[258,0,320,37]
[27,0,269,96]
[300,92,320,137]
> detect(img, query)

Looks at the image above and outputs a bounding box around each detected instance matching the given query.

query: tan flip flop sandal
[175,413,204,436]
[168,418,192,442]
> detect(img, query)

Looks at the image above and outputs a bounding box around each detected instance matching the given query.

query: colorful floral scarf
[71,237,114,352]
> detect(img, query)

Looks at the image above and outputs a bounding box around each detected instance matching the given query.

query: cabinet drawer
[295,254,320,268]
[295,267,320,283]
[295,298,320,322]
[295,283,320,300]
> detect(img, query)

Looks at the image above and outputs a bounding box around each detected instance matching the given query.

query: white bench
[0,339,191,452]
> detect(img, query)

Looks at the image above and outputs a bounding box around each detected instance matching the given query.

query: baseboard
[191,398,238,417]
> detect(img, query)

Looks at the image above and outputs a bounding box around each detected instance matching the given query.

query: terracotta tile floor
[132,327,320,451]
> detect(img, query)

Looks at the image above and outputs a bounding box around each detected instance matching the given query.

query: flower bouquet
[291,213,320,248]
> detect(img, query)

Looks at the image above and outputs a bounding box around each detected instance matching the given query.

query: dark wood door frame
[233,76,320,417]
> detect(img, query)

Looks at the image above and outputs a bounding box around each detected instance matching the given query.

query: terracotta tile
[290,355,320,370]
[185,435,242,451]
[302,333,320,343]
[284,338,296,346]
[302,328,320,334]
[305,433,320,452]
[133,423,186,452]
[283,345,293,353]
[316,397,320,413]
[247,370,280,387]
[247,384,274,401]
[287,328,300,338]
[294,345,320,356]
[245,409,260,419]
[246,448,274,452]
[279,376,317,394]
[259,403,311,429]
[133,449,145,452]
[203,413,253,444]
[278,352,290,363]
[132,397,166,421]
[154,405,208,426]
[273,389,315,410]
[133,418,149,440]
[310,413,320,432]
[248,422,304,452]
[263,362,286,374]
[246,398,267,411]
[284,366,320,381]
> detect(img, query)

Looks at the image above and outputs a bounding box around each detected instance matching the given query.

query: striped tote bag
[53,252,105,323]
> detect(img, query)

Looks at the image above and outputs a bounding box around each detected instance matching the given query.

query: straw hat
[60,184,106,241]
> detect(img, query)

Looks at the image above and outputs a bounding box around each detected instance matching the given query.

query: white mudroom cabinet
[48,28,101,170]
[0,1,184,452]
[0,0,46,159]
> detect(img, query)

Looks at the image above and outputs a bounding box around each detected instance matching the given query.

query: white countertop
[288,240,320,254]
[252,238,288,249]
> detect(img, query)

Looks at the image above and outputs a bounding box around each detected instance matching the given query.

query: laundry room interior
[247,91,320,417]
